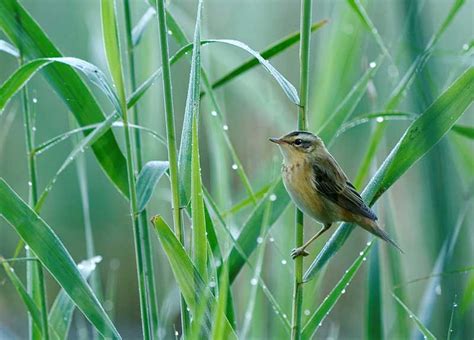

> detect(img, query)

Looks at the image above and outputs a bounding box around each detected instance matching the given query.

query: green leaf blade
[0,179,120,339]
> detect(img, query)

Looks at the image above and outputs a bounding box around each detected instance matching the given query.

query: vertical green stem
[155,0,188,334]
[19,54,49,340]
[101,0,152,337]
[123,0,160,337]
[292,0,312,339]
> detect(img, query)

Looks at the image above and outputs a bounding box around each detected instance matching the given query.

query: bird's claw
[291,247,310,259]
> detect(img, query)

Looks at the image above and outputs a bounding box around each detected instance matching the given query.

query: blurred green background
[1,0,473,339]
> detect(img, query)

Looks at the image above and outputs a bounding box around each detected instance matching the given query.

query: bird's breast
[282,161,333,224]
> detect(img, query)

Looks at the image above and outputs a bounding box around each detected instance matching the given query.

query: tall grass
[0,0,473,339]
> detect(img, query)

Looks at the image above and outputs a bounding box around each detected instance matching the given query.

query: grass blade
[451,124,474,139]
[317,58,382,146]
[0,178,120,338]
[227,179,290,283]
[0,39,18,57]
[136,161,169,212]
[211,263,229,340]
[49,256,102,340]
[1,258,44,336]
[0,57,121,116]
[366,242,383,340]
[210,20,327,91]
[301,241,374,339]
[392,294,436,340]
[304,67,474,282]
[0,0,129,197]
[152,216,237,339]
[132,7,155,47]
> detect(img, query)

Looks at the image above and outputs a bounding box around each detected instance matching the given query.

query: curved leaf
[0,179,120,339]
[136,161,169,212]
[132,7,156,47]
[0,57,121,115]
[152,216,237,339]
[302,241,374,339]
[0,0,128,197]
[0,39,18,57]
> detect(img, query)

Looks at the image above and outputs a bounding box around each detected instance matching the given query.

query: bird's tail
[360,219,404,253]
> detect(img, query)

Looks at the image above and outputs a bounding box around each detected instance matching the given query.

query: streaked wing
[312,155,377,221]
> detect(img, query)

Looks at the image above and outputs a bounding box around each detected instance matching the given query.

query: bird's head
[269,130,324,163]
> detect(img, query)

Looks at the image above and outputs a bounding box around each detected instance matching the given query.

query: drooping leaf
[132,7,156,47]
[0,179,120,339]
[136,161,169,212]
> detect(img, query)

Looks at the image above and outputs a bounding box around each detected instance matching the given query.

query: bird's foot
[291,247,310,259]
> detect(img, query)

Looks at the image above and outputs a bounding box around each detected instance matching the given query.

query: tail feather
[361,220,404,253]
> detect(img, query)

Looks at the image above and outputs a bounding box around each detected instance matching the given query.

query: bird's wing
[312,155,377,221]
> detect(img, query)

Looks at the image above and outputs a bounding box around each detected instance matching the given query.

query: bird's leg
[291,223,332,259]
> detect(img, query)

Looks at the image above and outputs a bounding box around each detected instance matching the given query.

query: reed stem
[291,0,312,339]
[123,0,160,337]
[155,0,188,335]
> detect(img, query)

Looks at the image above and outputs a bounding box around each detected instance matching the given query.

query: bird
[269,130,402,259]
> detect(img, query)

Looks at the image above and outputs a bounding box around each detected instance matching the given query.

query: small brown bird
[270,130,402,258]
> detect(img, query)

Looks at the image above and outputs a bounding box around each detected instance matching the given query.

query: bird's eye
[294,139,302,146]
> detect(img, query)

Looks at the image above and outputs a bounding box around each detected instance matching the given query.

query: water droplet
[28,181,32,187]
[24,245,30,250]
[269,237,275,242]
[319,322,322,327]
[223,124,229,131]
[269,194,277,201]
[10,267,14,272]
[186,307,190,312]
[369,61,377,69]
[462,43,469,51]
[409,314,413,319]
[281,259,287,265]
[359,251,364,256]
[363,257,367,261]
[283,314,287,319]
[245,311,251,320]
[168,30,173,35]
[341,289,346,294]
[174,331,179,336]
[376,117,384,123]
[257,237,263,244]
[366,241,371,246]
[250,278,258,286]
[453,303,458,308]
[32,98,38,103]
[32,126,37,132]
[214,259,221,267]
[231,164,238,170]
[211,110,217,116]
[209,281,216,288]
[435,284,441,295]
[304,309,310,316]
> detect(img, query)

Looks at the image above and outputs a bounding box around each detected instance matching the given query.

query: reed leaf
[0,178,120,339]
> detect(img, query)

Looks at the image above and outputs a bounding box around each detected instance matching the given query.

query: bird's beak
[269,137,284,145]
